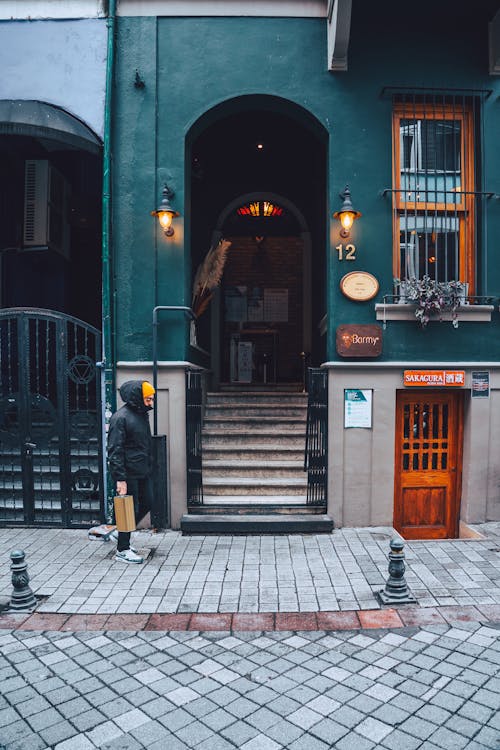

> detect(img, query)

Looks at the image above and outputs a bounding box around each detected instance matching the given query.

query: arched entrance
[187,95,328,388]
[183,96,330,521]
[209,192,312,386]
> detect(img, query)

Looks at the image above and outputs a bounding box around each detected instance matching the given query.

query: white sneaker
[110,530,139,554]
[115,548,144,564]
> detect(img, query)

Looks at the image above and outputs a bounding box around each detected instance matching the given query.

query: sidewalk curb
[1,604,500,632]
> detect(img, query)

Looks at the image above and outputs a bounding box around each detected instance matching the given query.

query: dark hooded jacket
[108,380,153,481]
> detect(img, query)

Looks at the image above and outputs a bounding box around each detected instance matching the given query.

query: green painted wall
[112,2,500,363]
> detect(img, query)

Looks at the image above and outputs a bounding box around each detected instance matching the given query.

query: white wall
[0,19,107,137]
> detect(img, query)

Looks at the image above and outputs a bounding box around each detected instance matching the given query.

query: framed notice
[471,371,489,398]
[225,286,247,322]
[264,288,288,322]
[344,389,372,428]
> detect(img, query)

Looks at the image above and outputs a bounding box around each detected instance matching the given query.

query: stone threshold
[1,604,499,632]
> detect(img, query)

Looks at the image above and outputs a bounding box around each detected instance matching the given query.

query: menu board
[344,389,372,428]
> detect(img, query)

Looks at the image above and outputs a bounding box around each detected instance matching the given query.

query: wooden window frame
[392,103,475,292]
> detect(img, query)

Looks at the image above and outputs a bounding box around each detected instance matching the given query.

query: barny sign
[336,325,383,357]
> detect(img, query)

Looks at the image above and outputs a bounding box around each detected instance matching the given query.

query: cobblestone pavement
[0,524,500,615]
[0,622,499,750]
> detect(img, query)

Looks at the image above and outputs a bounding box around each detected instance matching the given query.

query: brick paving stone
[232,613,275,630]
[20,614,70,630]
[316,611,361,630]
[358,609,403,629]
[61,615,109,631]
[0,614,30,629]
[427,726,471,749]
[275,612,318,630]
[189,613,232,630]
[398,607,446,626]
[105,614,150,630]
[145,613,191,630]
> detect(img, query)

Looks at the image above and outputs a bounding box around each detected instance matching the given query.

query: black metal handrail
[186,369,203,505]
[152,305,196,435]
[304,367,328,507]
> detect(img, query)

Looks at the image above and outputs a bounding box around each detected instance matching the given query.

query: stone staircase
[181,388,333,534]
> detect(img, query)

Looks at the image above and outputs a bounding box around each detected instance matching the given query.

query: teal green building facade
[110,0,500,533]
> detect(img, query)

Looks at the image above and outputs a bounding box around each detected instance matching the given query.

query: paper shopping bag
[114,495,136,532]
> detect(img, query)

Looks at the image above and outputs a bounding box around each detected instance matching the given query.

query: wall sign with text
[471,371,490,398]
[403,370,465,387]
[344,389,372,428]
[340,271,379,302]
[336,324,382,358]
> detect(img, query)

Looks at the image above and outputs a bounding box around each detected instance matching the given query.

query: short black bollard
[9,550,37,611]
[377,538,416,605]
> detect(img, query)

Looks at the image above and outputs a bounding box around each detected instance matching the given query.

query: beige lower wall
[326,363,500,529]
[115,362,205,530]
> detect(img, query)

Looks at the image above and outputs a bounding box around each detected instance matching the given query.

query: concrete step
[202,430,305,447]
[203,415,305,427]
[181,513,334,534]
[201,494,308,505]
[202,459,305,478]
[214,390,307,398]
[203,446,305,461]
[207,393,306,405]
[205,404,307,418]
[203,477,307,496]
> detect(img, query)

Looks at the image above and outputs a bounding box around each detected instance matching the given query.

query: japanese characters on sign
[403,370,466,387]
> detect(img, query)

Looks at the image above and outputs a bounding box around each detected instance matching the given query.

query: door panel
[394,390,463,539]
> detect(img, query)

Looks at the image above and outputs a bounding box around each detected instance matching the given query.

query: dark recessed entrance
[187,96,327,388]
[0,102,104,528]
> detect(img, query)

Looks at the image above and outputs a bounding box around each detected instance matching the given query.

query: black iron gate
[304,367,328,506]
[0,309,104,527]
[186,369,203,505]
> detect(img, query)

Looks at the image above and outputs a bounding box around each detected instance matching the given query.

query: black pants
[117,476,153,552]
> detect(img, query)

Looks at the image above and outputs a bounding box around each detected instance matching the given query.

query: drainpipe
[101,0,117,517]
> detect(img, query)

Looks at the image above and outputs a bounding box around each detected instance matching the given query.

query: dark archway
[186,95,328,386]
[0,100,102,329]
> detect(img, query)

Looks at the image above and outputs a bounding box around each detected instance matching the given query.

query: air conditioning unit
[23,160,70,259]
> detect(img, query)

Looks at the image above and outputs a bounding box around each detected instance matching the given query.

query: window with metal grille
[392,95,476,291]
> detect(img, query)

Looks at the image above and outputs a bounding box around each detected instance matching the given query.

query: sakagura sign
[336,325,382,357]
[403,370,466,387]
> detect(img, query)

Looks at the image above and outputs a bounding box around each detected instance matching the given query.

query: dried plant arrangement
[192,239,231,318]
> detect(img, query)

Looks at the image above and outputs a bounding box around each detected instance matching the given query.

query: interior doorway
[187,95,327,388]
[394,390,464,539]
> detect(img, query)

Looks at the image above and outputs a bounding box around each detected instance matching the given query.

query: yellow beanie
[142,381,156,398]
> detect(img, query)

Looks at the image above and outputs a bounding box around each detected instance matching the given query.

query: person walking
[107,379,155,563]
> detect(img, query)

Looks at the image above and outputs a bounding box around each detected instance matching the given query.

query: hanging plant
[191,239,232,318]
[395,276,467,329]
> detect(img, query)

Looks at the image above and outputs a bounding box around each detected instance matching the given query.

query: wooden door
[394,390,463,539]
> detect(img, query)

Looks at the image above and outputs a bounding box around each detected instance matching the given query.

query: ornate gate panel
[0,309,104,527]
[186,369,203,506]
[304,367,328,507]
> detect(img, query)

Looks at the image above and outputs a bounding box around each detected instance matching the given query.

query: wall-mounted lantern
[333,185,361,238]
[151,184,180,237]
